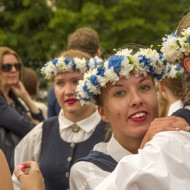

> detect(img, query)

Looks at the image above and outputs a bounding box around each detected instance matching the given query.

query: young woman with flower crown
[12,49,109,190]
[69,47,190,190]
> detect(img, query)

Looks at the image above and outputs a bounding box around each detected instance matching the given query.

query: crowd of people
[1,8,190,190]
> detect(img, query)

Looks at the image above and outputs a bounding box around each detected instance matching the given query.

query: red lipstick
[129,111,148,122]
[66,99,77,105]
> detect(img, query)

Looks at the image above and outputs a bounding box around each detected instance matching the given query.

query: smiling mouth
[129,112,148,122]
[130,112,146,119]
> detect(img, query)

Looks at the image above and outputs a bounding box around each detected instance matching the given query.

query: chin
[64,107,81,114]
[8,80,18,85]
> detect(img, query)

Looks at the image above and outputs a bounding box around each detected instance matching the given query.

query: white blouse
[70,135,132,190]
[167,99,183,116]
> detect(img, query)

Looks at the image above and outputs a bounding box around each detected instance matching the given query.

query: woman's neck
[115,135,142,154]
[64,106,96,123]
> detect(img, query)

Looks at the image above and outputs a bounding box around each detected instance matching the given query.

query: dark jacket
[0,90,43,173]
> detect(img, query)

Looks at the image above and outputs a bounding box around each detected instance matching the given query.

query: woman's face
[98,74,158,144]
[0,54,20,86]
[54,71,95,121]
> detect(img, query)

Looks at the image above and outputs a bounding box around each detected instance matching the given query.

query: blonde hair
[176,9,190,34]
[175,9,190,104]
[0,46,23,79]
[158,77,183,117]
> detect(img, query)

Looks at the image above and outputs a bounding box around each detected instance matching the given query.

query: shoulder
[16,122,43,147]
[93,142,108,153]
[70,160,110,189]
[172,108,190,124]
[0,93,6,105]
[42,116,58,127]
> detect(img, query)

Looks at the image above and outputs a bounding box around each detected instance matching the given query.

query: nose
[129,91,143,107]
[64,83,75,96]
[10,65,17,72]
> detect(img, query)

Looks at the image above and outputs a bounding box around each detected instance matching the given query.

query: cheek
[54,87,62,101]
[104,103,127,124]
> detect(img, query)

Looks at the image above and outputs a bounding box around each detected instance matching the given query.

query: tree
[0,0,190,69]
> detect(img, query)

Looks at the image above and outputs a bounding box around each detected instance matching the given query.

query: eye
[114,90,126,97]
[55,80,65,87]
[72,79,80,85]
[139,85,151,92]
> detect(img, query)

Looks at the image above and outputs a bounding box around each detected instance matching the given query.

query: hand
[11,81,29,100]
[14,161,44,190]
[140,116,190,148]
[12,81,41,116]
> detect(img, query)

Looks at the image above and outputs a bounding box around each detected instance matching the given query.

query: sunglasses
[1,63,22,72]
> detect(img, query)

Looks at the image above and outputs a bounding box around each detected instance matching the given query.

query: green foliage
[1,0,190,71]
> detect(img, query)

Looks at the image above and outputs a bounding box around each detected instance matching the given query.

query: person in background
[47,86,60,117]
[67,27,101,57]
[12,49,109,190]
[0,47,44,173]
[47,27,101,117]
[69,47,189,190]
[22,67,48,119]
[157,63,184,117]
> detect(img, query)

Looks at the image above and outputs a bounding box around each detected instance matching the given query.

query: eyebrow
[111,77,151,88]
[54,76,83,81]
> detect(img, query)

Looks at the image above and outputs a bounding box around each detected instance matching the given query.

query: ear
[98,106,109,122]
[183,57,190,73]
[158,82,165,92]
[96,48,102,57]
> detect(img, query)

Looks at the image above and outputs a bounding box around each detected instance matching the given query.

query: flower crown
[41,56,103,79]
[160,27,190,63]
[76,48,168,105]
[165,63,184,79]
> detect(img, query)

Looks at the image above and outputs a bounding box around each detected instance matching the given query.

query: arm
[140,116,190,148]
[11,81,44,123]
[70,161,110,190]
[0,94,34,136]
[0,149,14,190]
[12,123,43,190]
[95,131,190,190]
[14,161,44,190]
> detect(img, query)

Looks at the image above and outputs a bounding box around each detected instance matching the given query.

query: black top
[77,150,118,172]
[172,108,190,124]
[0,90,42,173]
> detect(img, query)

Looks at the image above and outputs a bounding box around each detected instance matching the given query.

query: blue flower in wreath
[108,55,123,73]
[97,67,105,77]
[52,58,58,65]
[138,55,150,67]
[90,75,99,86]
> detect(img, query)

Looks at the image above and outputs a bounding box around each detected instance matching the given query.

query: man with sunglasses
[0,46,44,174]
